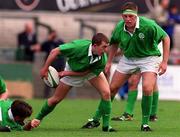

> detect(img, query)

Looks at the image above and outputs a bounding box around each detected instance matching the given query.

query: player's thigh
[89,72,110,96]
[49,81,72,104]
[110,71,130,94]
[141,72,157,95]
[153,79,158,91]
[128,72,141,90]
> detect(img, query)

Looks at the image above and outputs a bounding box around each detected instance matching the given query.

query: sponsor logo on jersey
[138,33,145,40]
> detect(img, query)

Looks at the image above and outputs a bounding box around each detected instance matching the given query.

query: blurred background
[0,0,180,100]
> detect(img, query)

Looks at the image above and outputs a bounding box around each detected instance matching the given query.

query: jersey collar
[124,16,139,35]
[88,44,93,57]
[8,108,15,121]
[88,44,101,64]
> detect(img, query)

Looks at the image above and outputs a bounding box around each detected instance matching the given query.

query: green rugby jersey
[110,16,167,58]
[0,76,6,94]
[0,100,23,131]
[59,39,107,76]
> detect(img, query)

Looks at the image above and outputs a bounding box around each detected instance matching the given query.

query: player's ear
[93,44,98,47]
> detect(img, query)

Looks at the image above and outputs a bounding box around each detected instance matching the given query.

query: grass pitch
[0,99,180,137]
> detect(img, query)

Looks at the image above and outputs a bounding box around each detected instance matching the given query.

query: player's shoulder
[115,19,124,28]
[139,16,159,30]
[0,99,13,107]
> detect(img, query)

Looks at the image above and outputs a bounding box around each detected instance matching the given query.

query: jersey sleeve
[153,23,168,43]
[59,41,78,58]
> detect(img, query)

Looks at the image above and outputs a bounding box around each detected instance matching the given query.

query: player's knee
[110,84,119,96]
[142,85,153,95]
[101,90,110,100]
[49,97,62,105]
[128,82,138,90]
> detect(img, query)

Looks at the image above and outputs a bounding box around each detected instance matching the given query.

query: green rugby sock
[151,91,159,116]
[141,95,152,125]
[36,100,56,120]
[92,100,102,121]
[125,90,138,115]
[99,99,111,128]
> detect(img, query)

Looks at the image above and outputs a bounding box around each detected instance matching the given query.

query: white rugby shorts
[60,63,96,87]
[116,55,161,74]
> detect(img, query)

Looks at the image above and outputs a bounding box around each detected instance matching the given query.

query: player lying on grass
[31,33,116,132]
[0,99,32,132]
[0,76,9,100]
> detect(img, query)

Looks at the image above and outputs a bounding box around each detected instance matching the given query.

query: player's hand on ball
[43,66,60,87]
[40,67,48,79]
[59,71,69,78]
[31,119,41,128]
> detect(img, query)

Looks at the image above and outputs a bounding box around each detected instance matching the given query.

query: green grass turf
[0,99,180,137]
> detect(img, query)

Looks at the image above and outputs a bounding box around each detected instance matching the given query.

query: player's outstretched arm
[158,35,170,75]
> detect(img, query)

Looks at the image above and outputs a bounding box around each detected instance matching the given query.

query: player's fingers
[40,68,49,79]
[158,64,162,73]
[58,72,63,77]
[41,73,48,80]
[158,68,165,76]
[31,119,40,128]
[44,74,48,80]
[31,122,39,128]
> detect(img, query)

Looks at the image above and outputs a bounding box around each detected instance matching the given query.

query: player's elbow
[163,35,170,46]
[50,48,60,56]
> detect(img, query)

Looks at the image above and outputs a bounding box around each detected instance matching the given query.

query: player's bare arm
[105,44,119,76]
[158,35,170,75]
[40,48,61,78]
[59,70,91,78]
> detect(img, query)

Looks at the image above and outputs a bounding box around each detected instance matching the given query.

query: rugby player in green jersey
[0,99,32,132]
[83,2,170,132]
[31,33,116,132]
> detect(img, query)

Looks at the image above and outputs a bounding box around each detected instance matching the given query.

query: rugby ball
[43,66,59,88]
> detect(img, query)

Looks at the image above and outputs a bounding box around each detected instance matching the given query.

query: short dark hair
[121,2,138,13]
[92,33,109,45]
[11,100,32,118]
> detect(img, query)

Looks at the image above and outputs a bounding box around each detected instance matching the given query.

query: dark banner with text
[0,0,180,13]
